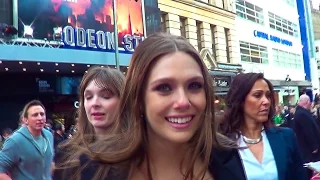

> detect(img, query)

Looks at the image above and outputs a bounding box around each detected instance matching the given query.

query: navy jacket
[210,127,308,180]
[294,106,320,162]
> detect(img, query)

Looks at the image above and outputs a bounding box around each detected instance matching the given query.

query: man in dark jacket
[54,123,66,150]
[294,94,320,179]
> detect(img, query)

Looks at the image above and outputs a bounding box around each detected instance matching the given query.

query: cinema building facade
[0,0,161,130]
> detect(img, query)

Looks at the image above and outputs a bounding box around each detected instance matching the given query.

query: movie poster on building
[17,0,144,52]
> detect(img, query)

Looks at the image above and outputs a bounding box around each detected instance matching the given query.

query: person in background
[1,128,12,142]
[0,100,54,180]
[314,93,319,105]
[53,66,125,179]
[273,104,284,126]
[45,119,54,134]
[17,111,25,128]
[54,123,66,150]
[293,94,320,179]
[212,73,307,180]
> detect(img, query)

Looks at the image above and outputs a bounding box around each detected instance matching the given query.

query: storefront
[201,48,242,110]
[0,0,161,131]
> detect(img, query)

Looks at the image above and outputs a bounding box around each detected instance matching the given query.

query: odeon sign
[62,26,144,52]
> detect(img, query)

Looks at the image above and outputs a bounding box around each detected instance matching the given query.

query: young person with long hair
[68,33,235,180]
[53,66,125,179]
[211,73,307,180]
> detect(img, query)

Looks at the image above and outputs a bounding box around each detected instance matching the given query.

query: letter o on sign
[74,101,79,108]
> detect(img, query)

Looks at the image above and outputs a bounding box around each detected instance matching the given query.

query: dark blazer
[210,127,308,180]
[294,105,320,162]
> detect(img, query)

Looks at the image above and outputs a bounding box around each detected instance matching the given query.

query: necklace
[242,135,262,144]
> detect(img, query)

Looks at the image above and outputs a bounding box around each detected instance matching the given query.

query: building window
[282,0,295,7]
[269,12,299,37]
[225,28,230,63]
[240,41,268,64]
[273,49,302,69]
[160,13,167,33]
[180,16,186,38]
[236,0,264,25]
[211,25,217,59]
[196,21,203,52]
[0,0,13,25]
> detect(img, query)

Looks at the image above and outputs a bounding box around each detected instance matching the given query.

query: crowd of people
[0,33,319,180]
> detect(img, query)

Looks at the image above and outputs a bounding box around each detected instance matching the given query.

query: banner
[17,0,144,52]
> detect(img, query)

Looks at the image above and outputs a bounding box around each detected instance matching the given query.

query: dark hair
[55,123,63,131]
[2,128,12,135]
[219,73,275,139]
[22,100,46,118]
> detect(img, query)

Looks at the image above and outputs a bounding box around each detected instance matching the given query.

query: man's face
[25,105,46,133]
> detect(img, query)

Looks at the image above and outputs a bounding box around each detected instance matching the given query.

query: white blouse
[238,130,279,180]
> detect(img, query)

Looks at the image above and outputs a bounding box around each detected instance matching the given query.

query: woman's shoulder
[266,126,294,136]
[80,154,129,180]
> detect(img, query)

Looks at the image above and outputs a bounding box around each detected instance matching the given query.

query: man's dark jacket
[293,105,320,162]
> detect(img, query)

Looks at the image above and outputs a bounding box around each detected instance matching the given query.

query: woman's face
[143,52,206,144]
[84,80,119,134]
[243,79,271,124]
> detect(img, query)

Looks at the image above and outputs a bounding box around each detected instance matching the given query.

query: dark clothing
[280,113,294,128]
[293,106,320,163]
[54,132,66,150]
[80,154,128,180]
[210,127,307,180]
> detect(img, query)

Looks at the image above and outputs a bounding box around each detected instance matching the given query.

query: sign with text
[213,76,231,88]
[253,30,293,47]
[18,0,144,52]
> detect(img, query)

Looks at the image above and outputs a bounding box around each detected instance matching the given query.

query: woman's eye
[102,95,111,99]
[156,84,171,92]
[189,82,203,90]
[253,93,262,98]
[85,96,92,100]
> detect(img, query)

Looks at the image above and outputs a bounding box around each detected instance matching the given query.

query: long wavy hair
[219,73,276,140]
[55,66,125,178]
[80,33,235,180]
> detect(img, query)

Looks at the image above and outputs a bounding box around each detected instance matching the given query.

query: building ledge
[159,0,236,19]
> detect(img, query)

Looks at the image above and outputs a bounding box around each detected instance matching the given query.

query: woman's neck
[241,121,263,139]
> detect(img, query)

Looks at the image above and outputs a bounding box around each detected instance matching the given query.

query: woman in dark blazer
[210,73,307,180]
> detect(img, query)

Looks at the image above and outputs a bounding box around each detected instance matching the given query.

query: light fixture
[23,25,34,38]
[214,100,220,104]
[5,68,9,71]
[0,61,2,64]
[40,69,44,72]
[71,64,75,66]
[126,66,129,69]
[37,62,40,65]
[85,71,88,73]
[71,70,75,73]
[101,66,104,67]
[56,70,59,73]
[55,63,59,66]
[23,68,26,71]
[114,66,117,68]
[87,65,90,67]
[19,61,23,65]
